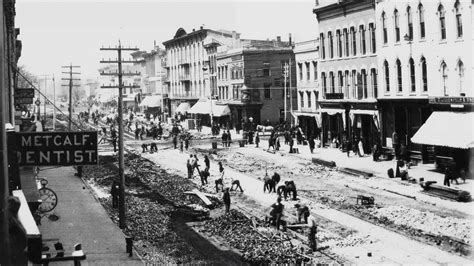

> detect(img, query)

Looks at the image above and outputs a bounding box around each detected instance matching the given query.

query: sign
[325,93,344,100]
[15,131,98,166]
[429,96,474,105]
[15,88,35,98]
[15,98,33,104]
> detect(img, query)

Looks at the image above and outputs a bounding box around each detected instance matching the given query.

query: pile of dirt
[201,209,310,264]
[369,205,472,244]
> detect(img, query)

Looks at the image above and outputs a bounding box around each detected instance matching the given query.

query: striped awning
[411,111,474,149]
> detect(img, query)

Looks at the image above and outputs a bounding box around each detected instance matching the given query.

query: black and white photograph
[1,0,473,264]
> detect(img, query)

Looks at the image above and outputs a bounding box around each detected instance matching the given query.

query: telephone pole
[100,42,140,229]
[61,64,81,131]
[39,75,51,128]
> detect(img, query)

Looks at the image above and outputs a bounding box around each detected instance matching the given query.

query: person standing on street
[215,162,225,192]
[269,196,285,230]
[223,188,231,214]
[204,155,210,172]
[307,212,318,252]
[308,136,315,154]
[255,132,260,148]
[187,155,193,179]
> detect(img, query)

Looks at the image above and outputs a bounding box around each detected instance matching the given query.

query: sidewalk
[37,166,143,265]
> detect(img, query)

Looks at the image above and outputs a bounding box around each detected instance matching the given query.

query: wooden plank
[12,190,41,237]
[191,189,212,206]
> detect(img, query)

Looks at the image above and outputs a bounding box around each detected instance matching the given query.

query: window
[306,91,311,108]
[394,9,400,42]
[396,59,402,92]
[407,6,413,40]
[441,62,448,95]
[351,70,357,98]
[306,62,310,80]
[328,31,334,58]
[455,1,463,38]
[298,63,303,80]
[299,91,304,108]
[320,33,325,59]
[409,58,415,92]
[371,68,378,98]
[233,85,239,99]
[419,4,425,38]
[359,25,366,54]
[313,62,317,81]
[321,72,327,93]
[263,63,271,77]
[457,60,464,94]
[344,70,350,97]
[384,60,390,92]
[361,69,367,99]
[337,71,343,93]
[369,23,376,53]
[382,12,388,44]
[421,57,428,92]
[264,83,271,99]
[329,72,335,93]
[439,5,446,40]
[350,27,356,56]
[336,30,342,57]
[343,29,349,56]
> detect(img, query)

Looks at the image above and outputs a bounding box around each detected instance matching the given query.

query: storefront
[348,108,379,155]
[293,111,320,140]
[320,108,346,147]
[188,99,231,128]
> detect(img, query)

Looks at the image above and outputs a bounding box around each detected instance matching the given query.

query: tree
[15,65,38,89]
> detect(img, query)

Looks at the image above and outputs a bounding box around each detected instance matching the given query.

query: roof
[411,111,474,149]
[139,95,162,107]
[163,28,235,47]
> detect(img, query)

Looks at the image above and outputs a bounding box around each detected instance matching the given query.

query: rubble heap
[201,210,307,264]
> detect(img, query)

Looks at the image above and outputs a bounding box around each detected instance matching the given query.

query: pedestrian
[358,138,365,157]
[289,136,294,153]
[187,155,195,179]
[193,154,199,173]
[184,136,190,151]
[392,131,400,160]
[308,136,315,154]
[111,136,117,152]
[200,168,210,186]
[8,196,28,265]
[269,196,285,230]
[268,136,275,151]
[222,131,228,147]
[204,155,210,172]
[223,188,231,214]
[150,142,158,153]
[140,126,145,140]
[111,181,120,208]
[172,135,178,149]
[227,130,232,147]
[215,162,225,193]
[372,142,381,161]
[255,132,260,148]
[134,126,140,140]
[294,203,310,223]
[275,136,281,151]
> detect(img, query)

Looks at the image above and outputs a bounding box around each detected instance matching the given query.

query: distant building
[215,36,296,128]
[97,64,139,110]
[162,27,238,118]
[294,39,320,139]
[83,79,99,99]
[314,0,378,153]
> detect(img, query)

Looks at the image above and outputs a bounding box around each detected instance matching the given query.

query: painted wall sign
[428,97,474,104]
[15,131,98,166]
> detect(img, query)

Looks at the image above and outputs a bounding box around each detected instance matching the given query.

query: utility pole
[100,42,140,229]
[61,64,81,131]
[52,75,56,130]
[289,57,293,126]
[39,75,50,128]
[283,63,289,122]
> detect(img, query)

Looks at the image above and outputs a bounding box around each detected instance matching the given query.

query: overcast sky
[15,0,319,82]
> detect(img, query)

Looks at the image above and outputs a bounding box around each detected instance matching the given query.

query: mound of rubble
[369,205,472,244]
[201,210,309,264]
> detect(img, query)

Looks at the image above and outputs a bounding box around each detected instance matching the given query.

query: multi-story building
[293,39,320,139]
[97,64,139,109]
[314,0,379,153]
[162,27,238,117]
[215,37,296,129]
[376,0,473,169]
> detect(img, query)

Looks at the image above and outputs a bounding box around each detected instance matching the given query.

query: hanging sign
[15,131,98,166]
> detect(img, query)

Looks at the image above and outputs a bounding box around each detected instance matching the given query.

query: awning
[188,99,230,117]
[175,102,191,113]
[349,109,378,116]
[123,93,138,102]
[411,111,474,149]
[320,108,345,116]
[139,95,162,107]
[292,111,322,128]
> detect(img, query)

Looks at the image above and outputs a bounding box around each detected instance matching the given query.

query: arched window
[329,72,335,93]
[328,31,334,58]
[441,62,448,95]
[421,57,427,92]
[418,4,425,38]
[409,58,415,92]
[382,12,388,44]
[396,59,402,92]
[306,91,312,108]
[394,9,400,42]
[407,6,413,39]
[384,60,390,92]
[438,5,446,40]
[320,33,326,59]
[321,72,327,93]
[455,1,463,38]
[457,60,464,94]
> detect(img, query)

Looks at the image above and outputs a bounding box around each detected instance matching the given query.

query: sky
[15,0,319,83]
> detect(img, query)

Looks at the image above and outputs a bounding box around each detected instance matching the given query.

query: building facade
[294,39,320,139]
[376,0,473,166]
[314,0,379,153]
[216,37,296,129]
[162,27,238,117]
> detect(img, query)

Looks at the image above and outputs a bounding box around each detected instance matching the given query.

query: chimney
[288,33,292,47]
[277,36,281,43]
[192,28,195,32]
[315,0,319,6]
[200,25,203,30]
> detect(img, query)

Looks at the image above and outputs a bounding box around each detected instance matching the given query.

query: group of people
[221,130,232,147]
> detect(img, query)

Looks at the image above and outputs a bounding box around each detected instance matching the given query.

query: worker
[223,188,231,214]
[230,178,244,192]
[187,155,194,179]
[272,172,281,187]
[269,197,285,230]
[307,212,318,252]
[204,155,210,172]
[285,179,297,200]
[263,172,274,193]
[294,203,310,223]
[150,142,158,153]
[200,169,210,186]
[215,162,225,193]
[277,184,287,200]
